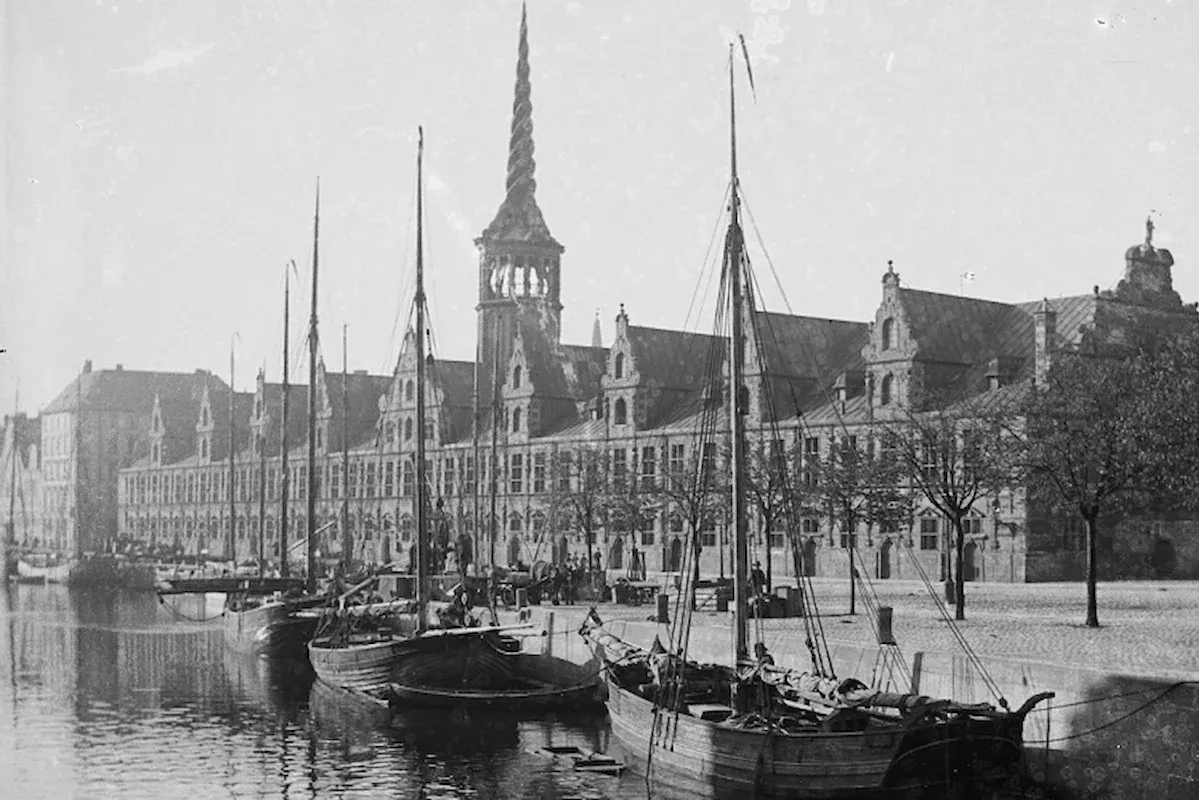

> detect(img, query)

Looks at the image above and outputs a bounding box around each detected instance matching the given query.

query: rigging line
[682,182,734,333]
[740,188,794,316]
[1041,682,1194,743]
[899,538,1005,705]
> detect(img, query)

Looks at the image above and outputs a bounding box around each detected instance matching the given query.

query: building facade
[29,363,224,555]
[111,8,1196,582]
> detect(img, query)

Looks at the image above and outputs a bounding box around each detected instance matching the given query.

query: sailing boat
[307,129,548,701]
[580,43,1054,798]
[222,197,328,658]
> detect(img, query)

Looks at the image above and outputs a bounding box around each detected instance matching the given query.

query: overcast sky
[2,0,1196,415]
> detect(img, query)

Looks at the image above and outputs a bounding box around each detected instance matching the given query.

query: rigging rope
[899,538,1007,708]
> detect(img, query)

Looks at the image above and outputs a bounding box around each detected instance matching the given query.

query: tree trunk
[763,518,773,594]
[848,544,856,615]
[954,516,966,621]
[1085,512,1099,628]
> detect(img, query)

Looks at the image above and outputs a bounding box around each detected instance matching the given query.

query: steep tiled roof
[157,381,209,465]
[43,368,226,415]
[258,382,311,457]
[429,358,476,444]
[324,371,391,452]
[753,312,869,380]
[896,289,1018,366]
[207,389,255,463]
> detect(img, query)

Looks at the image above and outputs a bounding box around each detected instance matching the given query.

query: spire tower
[474,2,565,421]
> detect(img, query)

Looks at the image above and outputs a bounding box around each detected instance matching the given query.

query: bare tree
[551,446,609,586]
[604,446,661,580]
[744,434,794,593]
[882,398,1021,620]
[811,429,909,614]
[659,436,729,589]
[1020,328,1199,627]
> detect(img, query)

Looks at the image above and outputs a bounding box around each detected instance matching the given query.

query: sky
[2,0,1196,417]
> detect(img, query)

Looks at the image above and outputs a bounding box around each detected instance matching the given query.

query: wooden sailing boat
[308,129,554,701]
[222,196,327,658]
[580,43,1054,798]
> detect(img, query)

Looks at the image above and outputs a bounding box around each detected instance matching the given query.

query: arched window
[201,407,209,426]
[385,422,396,445]
[881,318,895,350]
[404,418,413,441]
[512,407,522,433]
[151,443,160,464]
[512,365,522,389]
[200,437,208,459]
[405,380,414,402]
[614,398,628,425]
[614,353,625,380]
[880,373,894,406]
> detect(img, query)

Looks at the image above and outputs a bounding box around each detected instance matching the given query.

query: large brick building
[1,363,224,556]
[108,8,1197,582]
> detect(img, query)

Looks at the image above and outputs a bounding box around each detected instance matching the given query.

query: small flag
[738,33,757,101]
[961,271,976,282]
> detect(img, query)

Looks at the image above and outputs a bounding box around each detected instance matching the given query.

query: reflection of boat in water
[16,554,72,584]
[223,646,314,713]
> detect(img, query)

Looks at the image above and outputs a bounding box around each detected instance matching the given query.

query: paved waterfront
[583,578,1199,679]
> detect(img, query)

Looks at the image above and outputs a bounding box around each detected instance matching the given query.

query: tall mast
[306,180,321,593]
[7,384,18,543]
[726,42,750,667]
[74,370,82,557]
[258,369,267,578]
[488,314,501,570]
[228,340,237,565]
[414,128,430,632]
[280,265,292,577]
[341,324,351,574]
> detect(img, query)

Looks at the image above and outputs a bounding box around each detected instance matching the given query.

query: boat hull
[389,651,604,710]
[223,597,323,658]
[308,635,420,694]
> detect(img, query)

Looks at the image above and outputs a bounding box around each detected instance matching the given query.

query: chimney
[1033,299,1056,387]
[82,359,93,374]
[115,364,123,371]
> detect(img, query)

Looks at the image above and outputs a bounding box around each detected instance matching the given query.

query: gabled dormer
[600,304,641,430]
[195,383,216,464]
[149,394,166,467]
[251,369,270,458]
[314,358,331,456]
[862,261,916,411]
[504,327,534,442]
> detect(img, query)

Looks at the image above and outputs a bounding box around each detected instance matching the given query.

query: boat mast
[280,265,292,578]
[414,127,430,632]
[258,368,267,579]
[488,315,501,570]
[7,384,18,544]
[306,180,321,593]
[726,42,750,667]
[341,324,351,574]
[228,340,237,566]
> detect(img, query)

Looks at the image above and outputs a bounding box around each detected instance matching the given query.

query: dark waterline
[0,583,654,800]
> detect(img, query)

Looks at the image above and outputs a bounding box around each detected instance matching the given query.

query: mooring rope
[156,594,226,623]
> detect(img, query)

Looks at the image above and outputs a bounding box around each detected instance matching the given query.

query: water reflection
[0,584,637,800]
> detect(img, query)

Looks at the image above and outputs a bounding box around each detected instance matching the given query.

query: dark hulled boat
[579,39,1053,799]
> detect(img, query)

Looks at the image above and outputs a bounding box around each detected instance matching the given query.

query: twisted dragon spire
[505,2,536,206]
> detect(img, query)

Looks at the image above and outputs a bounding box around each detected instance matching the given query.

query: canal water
[0,583,646,800]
